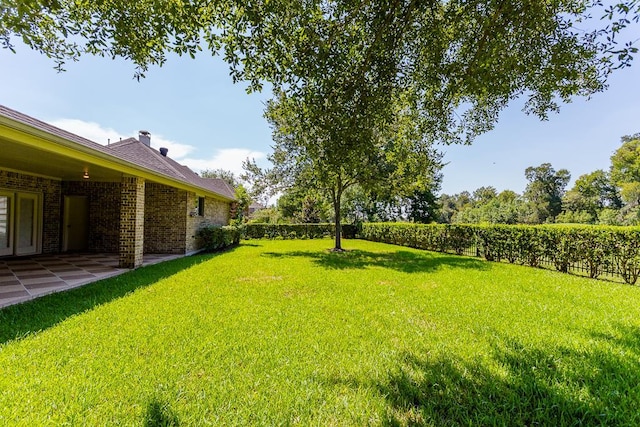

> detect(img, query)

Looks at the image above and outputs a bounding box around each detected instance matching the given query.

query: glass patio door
[0,191,41,257]
[15,193,40,255]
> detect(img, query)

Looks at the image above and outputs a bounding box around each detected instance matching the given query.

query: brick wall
[204,196,231,225]
[144,183,187,254]
[1,168,232,259]
[186,192,231,253]
[62,181,121,253]
[0,169,61,253]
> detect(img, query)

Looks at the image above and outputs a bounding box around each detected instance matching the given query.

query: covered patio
[0,253,180,308]
[1,105,235,275]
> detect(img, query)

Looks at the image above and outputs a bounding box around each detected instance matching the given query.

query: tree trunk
[332,183,343,251]
[334,204,342,251]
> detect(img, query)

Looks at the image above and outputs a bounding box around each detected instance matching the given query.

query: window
[197,197,205,217]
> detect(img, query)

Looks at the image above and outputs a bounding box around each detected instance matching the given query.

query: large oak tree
[3,0,639,249]
[246,93,443,249]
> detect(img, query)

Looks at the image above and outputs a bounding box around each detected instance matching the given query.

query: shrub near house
[197,226,241,251]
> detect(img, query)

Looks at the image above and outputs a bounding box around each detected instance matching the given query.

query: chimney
[159,147,168,157]
[139,130,151,146]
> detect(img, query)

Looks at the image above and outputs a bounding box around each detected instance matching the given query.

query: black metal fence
[360,223,640,285]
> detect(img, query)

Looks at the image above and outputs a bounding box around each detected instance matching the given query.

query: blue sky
[1,34,639,198]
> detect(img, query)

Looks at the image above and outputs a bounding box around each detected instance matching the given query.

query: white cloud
[181,148,266,177]
[145,136,195,159]
[48,118,265,176]
[49,118,127,146]
[49,118,196,158]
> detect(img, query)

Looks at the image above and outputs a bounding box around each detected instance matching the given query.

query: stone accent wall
[62,181,121,253]
[144,183,187,254]
[186,192,231,253]
[0,169,61,254]
[119,177,145,268]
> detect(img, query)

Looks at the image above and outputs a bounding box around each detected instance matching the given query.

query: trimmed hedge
[197,226,241,251]
[244,223,358,240]
[359,223,477,256]
[200,222,640,284]
[360,223,640,285]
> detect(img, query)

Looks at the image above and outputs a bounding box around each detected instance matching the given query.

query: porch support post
[119,176,145,268]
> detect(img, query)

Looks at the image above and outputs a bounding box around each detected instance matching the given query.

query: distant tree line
[207,132,640,228]
[200,165,442,226]
[244,174,443,226]
[439,133,640,226]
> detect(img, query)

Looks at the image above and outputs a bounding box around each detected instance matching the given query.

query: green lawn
[1,239,640,426]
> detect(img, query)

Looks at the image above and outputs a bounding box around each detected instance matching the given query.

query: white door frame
[0,190,14,257]
[14,191,42,256]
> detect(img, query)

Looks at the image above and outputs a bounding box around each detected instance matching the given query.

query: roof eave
[0,115,235,202]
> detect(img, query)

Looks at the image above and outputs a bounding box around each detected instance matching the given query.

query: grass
[1,239,640,425]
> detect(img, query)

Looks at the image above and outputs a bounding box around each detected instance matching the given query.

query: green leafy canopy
[3,0,640,249]
[2,1,638,123]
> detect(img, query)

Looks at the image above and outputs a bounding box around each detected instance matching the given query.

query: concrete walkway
[0,253,180,309]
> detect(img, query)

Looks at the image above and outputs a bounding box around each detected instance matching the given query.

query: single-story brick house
[0,105,236,268]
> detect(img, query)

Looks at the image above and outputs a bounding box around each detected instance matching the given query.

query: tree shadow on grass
[144,398,180,427]
[0,252,226,345]
[375,330,640,426]
[318,324,640,425]
[262,249,490,273]
[587,322,640,351]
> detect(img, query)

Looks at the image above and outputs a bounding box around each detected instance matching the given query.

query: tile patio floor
[0,253,181,309]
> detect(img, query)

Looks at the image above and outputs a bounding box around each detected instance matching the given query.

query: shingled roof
[0,105,127,158]
[0,105,236,201]
[108,138,236,199]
